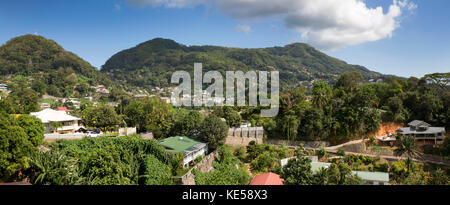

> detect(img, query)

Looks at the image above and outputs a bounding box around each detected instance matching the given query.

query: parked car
[86,131,100,138]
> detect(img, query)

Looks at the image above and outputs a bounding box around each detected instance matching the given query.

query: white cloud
[126,0,206,8]
[126,0,417,50]
[235,24,252,34]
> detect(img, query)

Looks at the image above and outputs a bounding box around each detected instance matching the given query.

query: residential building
[40,103,51,110]
[281,157,389,185]
[0,84,8,92]
[57,107,72,112]
[158,136,208,168]
[396,120,446,144]
[31,108,83,134]
[250,172,284,185]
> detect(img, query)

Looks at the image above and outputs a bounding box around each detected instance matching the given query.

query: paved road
[270,137,450,166]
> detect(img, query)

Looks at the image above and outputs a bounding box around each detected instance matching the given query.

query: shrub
[337,148,346,156]
[194,155,203,164]
[316,147,327,157]
[374,161,389,172]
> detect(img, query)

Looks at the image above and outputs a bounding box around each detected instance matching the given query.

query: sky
[0,0,449,78]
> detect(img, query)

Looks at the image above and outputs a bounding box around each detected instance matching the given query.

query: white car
[86,131,100,138]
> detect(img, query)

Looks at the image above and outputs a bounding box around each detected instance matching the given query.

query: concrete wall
[225,127,264,146]
[44,133,84,141]
[118,127,137,136]
[266,139,329,148]
[178,150,219,185]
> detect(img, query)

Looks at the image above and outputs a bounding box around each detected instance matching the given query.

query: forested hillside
[0,35,111,97]
[101,38,386,90]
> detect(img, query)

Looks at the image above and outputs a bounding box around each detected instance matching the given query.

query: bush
[194,155,203,164]
[337,148,346,156]
[139,155,174,185]
[374,161,389,172]
[194,146,250,185]
[316,147,327,157]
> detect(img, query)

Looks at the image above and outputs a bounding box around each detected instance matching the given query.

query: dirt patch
[367,122,404,137]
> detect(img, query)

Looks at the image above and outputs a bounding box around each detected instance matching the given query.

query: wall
[118,127,137,136]
[225,127,264,146]
[44,133,84,141]
[265,139,329,148]
[178,150,219,185]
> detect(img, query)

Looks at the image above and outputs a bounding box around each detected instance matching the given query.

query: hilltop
[0,35,112,97]
[101,38,386,90]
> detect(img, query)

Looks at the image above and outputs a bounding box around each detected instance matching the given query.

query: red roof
[250,172,283,185]
[57,107,72,112]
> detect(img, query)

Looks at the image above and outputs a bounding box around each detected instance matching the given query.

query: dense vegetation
[101,38,385,90]
[0,112,44,181]
[29,136,174,185]
[193,145,250,185]
[239,72,449,144]
[0,35,112,97]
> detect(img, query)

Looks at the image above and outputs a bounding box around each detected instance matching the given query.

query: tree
[326,163,362,185]
[312,81,332,109]
[280,113,299,142]
[335,72,362,89]
[82,104,122,132]
[29,149,77,185]
[222,107,242,127]
[6,88,39,114]
[171,110,203,138]
[394,135,421,174]
[0,112,34,180]
[139,155,173,185]
[198,115,228,150]
[280,156,313,185]
[16,114,45,146]
[123,98,174,138]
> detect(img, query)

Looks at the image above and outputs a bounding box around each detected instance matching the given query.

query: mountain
[101,38,385,90]
[0,35,111,97]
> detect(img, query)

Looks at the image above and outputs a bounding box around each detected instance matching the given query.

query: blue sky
[0,0,449,78]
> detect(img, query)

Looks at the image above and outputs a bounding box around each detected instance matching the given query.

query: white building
[31,108,84,134]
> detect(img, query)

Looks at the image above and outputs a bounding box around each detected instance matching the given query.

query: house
[352,171,389,185]
[158,136,208,168]
[30,108,83,134]
[91,85,110,94]
[250,172,283,185]
[40,103,51,110]
[396,120,446,144]
[281,158,389,185]
[57,106,72,112]
[0,84,8,92]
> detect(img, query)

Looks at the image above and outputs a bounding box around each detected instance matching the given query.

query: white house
[158,136,208,168]
[31,108,84,134]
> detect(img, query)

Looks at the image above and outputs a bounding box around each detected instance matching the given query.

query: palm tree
[394,135,421,173]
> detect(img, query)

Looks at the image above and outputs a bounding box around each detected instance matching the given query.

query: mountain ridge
[101,38,386,90]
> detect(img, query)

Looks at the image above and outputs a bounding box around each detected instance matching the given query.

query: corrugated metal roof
[250,172,283,185]
[396,127,445,135]
[352,171,389,182]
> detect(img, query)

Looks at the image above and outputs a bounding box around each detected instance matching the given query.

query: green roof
[158,136,206,154]
[352,171,389,182]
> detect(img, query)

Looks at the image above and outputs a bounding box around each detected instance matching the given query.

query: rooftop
[408,120,431,127]
[250,172,283,185]
[30,108,80,123]
[352,171,389,182]
[158,136,206,154]
[396,127,445,135]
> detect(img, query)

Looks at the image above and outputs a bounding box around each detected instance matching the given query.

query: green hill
[101,38,385,90]
[0,34,112,97]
